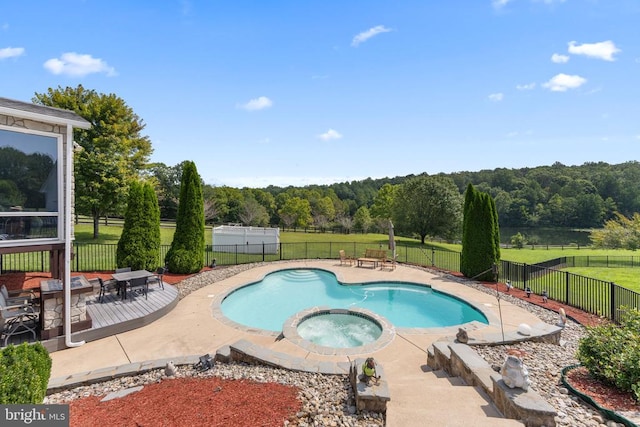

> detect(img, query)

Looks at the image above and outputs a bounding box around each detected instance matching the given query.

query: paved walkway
[50,261,542,426]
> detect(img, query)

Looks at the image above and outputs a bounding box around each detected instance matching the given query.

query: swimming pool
[220,268,488,332]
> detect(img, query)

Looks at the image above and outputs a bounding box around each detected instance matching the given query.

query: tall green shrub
[0,343,52,404]
[165,161,204,274]
[577,308,640,401]
[460,183,476,276]
[116,181,161,270]
[461,185,500,281]
[489,195,501,263]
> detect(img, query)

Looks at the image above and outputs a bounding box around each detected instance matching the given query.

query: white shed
[212,225,280,254]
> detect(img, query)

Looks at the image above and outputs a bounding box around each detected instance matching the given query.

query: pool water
[220,268,488,332]
[297,313,383,348]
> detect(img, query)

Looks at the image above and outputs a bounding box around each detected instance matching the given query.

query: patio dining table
[111,270,154,300]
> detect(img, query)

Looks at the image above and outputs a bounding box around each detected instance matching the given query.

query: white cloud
[535,0,566,4]
[351,25,391,47]
[43,52,116,77]
[0,47,25,59]
[516,82,536,90]
[568,40,620,61]
[636,135,640,140]
[506,131,519,138]
[1,23,8,31]
[542,73,587,92]
[492,0,511,9]
[317,129,343,141]
[239,96,273,111]
[551,53,569,63]
[488,93,504,101]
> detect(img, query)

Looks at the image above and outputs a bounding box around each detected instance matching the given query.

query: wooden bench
[357,249,388,268]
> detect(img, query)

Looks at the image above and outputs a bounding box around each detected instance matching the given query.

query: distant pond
[499,227,592,246]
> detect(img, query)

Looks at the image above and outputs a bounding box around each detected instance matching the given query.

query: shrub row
[0,342,52,404]
[577,307,640,401]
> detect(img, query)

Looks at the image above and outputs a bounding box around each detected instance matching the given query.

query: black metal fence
[499,257,640,323]
[2,244,638,323]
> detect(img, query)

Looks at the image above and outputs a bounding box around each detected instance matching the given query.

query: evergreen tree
[460,183,476,276]
[461,185,500,281]
[116,181,161,270]
[165,161,204,273]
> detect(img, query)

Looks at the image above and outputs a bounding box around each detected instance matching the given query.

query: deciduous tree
[33,85,151,238]
[393,176,462,244]
[353,206,372,233]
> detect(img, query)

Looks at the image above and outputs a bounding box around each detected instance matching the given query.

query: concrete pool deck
[49,260,548,426]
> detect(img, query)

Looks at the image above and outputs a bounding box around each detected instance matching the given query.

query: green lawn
[500,247,639,264]
[561,267,639,292]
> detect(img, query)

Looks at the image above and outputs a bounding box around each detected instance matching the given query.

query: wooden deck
[40,282,179,352]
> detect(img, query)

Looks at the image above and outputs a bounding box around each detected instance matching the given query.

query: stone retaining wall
[428,341,557,427]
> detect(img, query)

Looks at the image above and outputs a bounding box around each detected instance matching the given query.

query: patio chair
[112,267,132,299]
[127,277,148,300]
[146,267,166,290]
[380,255,397,270]
[1,284,37,307]
[94,278,119,303]
[339,250,354,266]
[0,292,38,346]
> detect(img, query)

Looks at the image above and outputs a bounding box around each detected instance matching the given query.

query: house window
[0,127,61,242]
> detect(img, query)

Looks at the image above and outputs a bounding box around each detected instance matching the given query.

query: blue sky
[1,0,639,188]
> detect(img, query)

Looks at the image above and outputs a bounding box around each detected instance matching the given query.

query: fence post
[279,242,282,260]
[431,248,435,267]
[610,282,616,322]
[565,271,570,304]
[262,243,265,262]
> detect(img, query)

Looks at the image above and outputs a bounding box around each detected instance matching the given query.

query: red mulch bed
[69,376,302,427]
[566,367,640,413]
[478,280,607,327]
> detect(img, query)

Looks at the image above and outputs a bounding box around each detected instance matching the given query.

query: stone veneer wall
[43,294,87,329]
[0,113,75,238]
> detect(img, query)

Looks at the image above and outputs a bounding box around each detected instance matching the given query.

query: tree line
[33,85,640,242]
